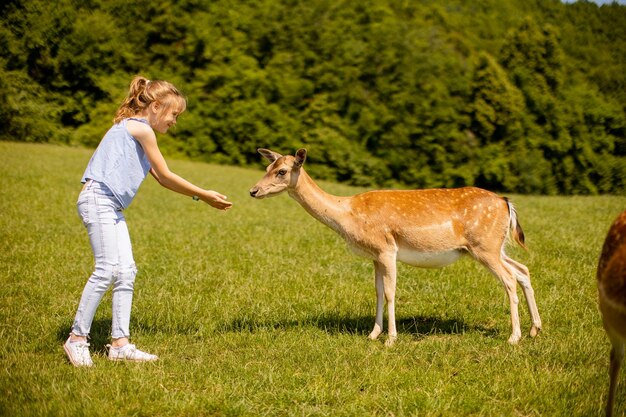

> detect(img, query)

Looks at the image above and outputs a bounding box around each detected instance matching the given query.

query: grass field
[1,141,625,416]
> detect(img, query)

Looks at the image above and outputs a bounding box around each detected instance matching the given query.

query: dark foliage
[1,0,625,194]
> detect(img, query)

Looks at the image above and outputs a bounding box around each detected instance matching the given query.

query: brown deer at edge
[249,148,542,346]
[598,210,626,417]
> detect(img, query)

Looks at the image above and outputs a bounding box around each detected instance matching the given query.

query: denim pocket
[77,197,91,226]
[77,189,116,224]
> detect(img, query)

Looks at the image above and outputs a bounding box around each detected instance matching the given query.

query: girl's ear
[150,101,160,114]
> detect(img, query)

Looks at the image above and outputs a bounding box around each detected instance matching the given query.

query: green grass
[1,141,625,416]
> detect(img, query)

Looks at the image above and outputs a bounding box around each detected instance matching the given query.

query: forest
[1,0,625,194]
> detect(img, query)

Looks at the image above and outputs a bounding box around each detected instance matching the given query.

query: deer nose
[249,188,258,197]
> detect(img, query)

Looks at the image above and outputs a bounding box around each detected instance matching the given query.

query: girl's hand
[200,190,233,210]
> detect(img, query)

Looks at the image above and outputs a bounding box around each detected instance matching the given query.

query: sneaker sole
[108,357,158,362]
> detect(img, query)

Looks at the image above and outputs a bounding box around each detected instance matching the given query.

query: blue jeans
[71,180,136,339]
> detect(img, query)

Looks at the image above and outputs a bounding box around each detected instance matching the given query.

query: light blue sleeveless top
[81,118,152,209]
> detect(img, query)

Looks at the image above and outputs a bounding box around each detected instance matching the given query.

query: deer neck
[288,169,349,234]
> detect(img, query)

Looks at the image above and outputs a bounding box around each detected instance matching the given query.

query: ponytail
[114,76,186,124]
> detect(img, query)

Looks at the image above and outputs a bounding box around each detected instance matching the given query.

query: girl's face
[149,96,186,134]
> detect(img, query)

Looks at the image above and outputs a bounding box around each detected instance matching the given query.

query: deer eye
[277,169,287,176]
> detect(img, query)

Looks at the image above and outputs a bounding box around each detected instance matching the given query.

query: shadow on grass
[216,313,499,340]
[57,315,499,348]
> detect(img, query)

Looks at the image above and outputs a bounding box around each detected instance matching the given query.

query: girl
[64,76,232,367]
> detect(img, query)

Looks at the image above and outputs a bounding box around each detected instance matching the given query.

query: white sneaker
[63,337,94,367]
[107,344,158,362]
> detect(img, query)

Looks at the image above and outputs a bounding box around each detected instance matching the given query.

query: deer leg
[373,255,398,347]
[607,337,624,417]
[504,255,542,337]
[478,255,522,344]
[368,261,385,341]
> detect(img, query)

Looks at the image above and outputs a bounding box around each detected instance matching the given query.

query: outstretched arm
[131,122,232,210]
[148,168,232,210]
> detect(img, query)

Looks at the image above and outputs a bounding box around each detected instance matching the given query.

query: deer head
[249,148,307,199]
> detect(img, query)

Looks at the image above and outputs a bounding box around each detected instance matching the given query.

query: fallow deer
[249,148,542,346]
[598,210,626,417]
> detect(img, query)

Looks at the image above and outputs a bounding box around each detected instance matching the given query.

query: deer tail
[504,197,527,250]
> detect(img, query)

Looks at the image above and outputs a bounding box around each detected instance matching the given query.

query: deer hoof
[530,325,541,338]
[384,335,397,347]
[507,333,521,345]
[368,327,382,341]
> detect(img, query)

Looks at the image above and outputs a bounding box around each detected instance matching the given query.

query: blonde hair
[114,76,187,124]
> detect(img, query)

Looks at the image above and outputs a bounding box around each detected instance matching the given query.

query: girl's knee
[113,263,137,291]
[91,263,116,285]
[120,263,137,277]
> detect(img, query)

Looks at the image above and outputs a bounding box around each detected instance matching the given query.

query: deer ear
[258,148,282,163]
[294,148,307,167]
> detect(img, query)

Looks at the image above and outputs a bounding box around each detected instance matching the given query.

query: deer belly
[397,247,462,268]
